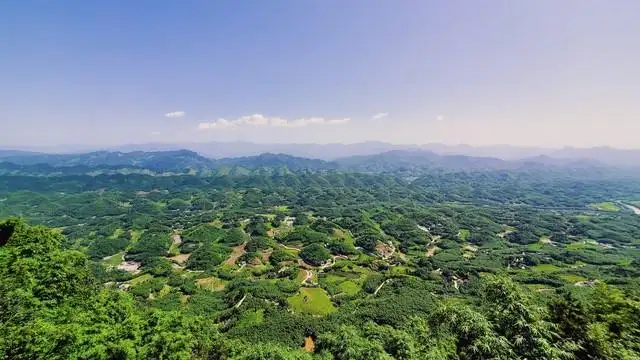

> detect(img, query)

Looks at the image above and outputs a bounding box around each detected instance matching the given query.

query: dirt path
[302,270,314,285]
[234,294,248,309]
[172,233,182,245]
[426,246,438,257]
[374,279,391,296]
[303,337,315,352]
[224,242,247,265]
[320,257,335,271]
[168,253,190,264]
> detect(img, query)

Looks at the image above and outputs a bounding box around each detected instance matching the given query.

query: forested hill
[0,148,637,177]
[0,149,214,170]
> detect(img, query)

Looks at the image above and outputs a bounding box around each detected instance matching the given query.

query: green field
[532,264,562,273]
[273,205,289,212]
[109,228,124,239]
[589,202,620,212]
[126,274,153,286]
[195,277,227,291]
[558,273,588,283]
[236,309,265,328]
[338,281,360,296]
[102,251,125,267]
[288,288,336,315]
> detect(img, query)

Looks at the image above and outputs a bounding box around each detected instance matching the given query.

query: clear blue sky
[2,1,639,148]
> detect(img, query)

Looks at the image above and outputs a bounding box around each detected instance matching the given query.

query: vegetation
[1,151,640,358]
[300,243,331,266]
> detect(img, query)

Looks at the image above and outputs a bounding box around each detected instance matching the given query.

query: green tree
[300,243,331,266]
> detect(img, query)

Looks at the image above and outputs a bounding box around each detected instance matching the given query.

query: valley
[1,149,639,359]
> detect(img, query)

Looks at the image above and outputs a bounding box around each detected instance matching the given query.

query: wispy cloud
[371,112,389,120]
[165,111,185,118]
[150,131,161,136]
[197,114,350,130]
[436,115,444,121]
[198,119,236,130]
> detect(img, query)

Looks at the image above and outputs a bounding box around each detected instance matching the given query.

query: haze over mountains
[3,141,639,168]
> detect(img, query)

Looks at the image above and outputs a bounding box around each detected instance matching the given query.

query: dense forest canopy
[1,150,640,359]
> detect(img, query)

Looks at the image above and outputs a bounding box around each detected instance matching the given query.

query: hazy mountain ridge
[6,141,637,167]
[1,148,638,179]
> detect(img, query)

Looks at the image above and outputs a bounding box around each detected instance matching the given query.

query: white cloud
[197,114,350,130]
[165,111,185,118]
[269,117,289,127]
[198,119,236,130]
[371,112,389,120]
[436,115,444,121]
[150,131,161,136]
[236,113,269,126]
[326,118,351,125]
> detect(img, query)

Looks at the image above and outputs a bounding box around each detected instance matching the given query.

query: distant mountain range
[6,141,637,167]
[1,147,637,178]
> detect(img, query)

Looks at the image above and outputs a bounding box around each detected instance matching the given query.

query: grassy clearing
[338,281,360,296]
[288,288,336,316]
[196,277,227,291]
[273,205,289,212]
[528,243,544,250]
[236,309,265,328]
[532,264,562,273]
[323,274,345,284]
[390,266,410,276]
[526,284,553,291]
[566,241,599,250]
[103,251,125,267]
[558,273,588,283]
[589,202,620,212]
[126,274,153,286]
[130,230,142,243]
[109,228,124,240]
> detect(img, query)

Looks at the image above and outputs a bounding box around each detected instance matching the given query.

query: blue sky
[2,1,639,148]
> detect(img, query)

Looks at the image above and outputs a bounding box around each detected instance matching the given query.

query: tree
[300,243,330,266]
[356,235,378,252]
[480,275,568,359]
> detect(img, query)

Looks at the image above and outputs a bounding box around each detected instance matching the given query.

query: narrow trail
[302,270,314,285]
[320,257,335,271]
[234,294,248,309]
[281,244,301,251]
[373,279,391,296]
[224,242,247,266]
